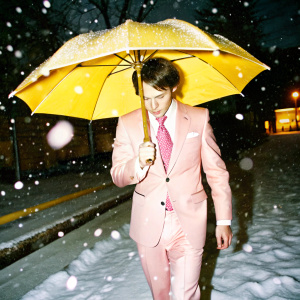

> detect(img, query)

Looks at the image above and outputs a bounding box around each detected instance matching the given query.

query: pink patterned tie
[156,116,173,211]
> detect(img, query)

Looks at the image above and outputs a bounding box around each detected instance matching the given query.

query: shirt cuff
[216,220,231,226]
[135,157,149,181]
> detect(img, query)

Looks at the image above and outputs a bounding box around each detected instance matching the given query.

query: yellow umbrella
[9,19,269,142]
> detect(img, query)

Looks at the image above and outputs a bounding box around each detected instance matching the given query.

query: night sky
[149,0,300,49]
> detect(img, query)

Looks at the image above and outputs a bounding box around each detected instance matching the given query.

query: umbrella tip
[8,91,16,99]
[240,93,245,97]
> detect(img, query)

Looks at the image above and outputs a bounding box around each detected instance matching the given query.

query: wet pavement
[0,153,134,269]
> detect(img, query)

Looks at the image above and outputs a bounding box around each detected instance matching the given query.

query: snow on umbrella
[9,19,270,142]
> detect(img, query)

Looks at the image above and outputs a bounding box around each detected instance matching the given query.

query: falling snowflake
[66,275,77,291]
[14,181,24,190]
[111,230,121,240]
[47,121,74,150]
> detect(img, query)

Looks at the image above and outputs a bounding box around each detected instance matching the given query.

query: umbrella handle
[135,61,152,163]
[134,51,153,163]
[135,63,150,142]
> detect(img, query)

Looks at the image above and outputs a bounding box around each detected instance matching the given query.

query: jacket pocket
[184,135,200,144]
[133,190,145,206]
[191,189,207,204]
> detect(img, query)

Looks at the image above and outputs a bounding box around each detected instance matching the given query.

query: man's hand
[215,225,233,250]
[139,141,156,169]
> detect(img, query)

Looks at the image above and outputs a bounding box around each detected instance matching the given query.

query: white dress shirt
[135,99,231,226]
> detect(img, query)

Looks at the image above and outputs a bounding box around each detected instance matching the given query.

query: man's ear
[172,85,178,93]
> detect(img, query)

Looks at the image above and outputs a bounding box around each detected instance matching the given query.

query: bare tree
[49,0,161,42]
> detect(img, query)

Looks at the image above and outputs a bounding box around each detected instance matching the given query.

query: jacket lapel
[168,100,190,175]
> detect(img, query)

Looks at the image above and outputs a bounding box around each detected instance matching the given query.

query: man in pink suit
[110,58,233,299]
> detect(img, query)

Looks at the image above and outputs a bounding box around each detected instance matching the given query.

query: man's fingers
[216,235,222,249]
[140,141,155,148]
[222,236,229,249]
[216,225,233,250]
[139,142,156,168]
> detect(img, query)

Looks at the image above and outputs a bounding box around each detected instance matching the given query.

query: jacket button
[166,177,170,182]
[161,202,165,206]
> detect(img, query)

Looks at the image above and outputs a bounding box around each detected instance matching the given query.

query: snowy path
[2,133,300,299]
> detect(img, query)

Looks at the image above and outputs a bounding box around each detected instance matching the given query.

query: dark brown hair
[132,57,180,95]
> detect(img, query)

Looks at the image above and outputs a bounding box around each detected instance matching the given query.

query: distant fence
[0,115,117,177]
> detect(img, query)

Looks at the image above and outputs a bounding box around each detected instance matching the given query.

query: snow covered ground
[2,133,300,299]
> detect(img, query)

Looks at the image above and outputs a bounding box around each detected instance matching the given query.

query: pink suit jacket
[110,100,232,250]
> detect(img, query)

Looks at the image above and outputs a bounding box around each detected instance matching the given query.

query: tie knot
[156,116,167,126]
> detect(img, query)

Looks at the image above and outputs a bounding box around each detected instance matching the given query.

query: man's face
[142,82,177,118]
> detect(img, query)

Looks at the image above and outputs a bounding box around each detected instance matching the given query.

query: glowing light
[279,119,290,124]
[264,121,269,129]
[58,231,64,237]
[235,114,244,120]
[292,91,299,98]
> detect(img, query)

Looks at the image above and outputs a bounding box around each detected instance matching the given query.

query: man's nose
[151,99,158,110]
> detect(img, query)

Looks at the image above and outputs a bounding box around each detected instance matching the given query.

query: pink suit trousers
[137,210,204,300]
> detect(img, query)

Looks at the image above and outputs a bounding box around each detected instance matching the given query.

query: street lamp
[292,91,299,131]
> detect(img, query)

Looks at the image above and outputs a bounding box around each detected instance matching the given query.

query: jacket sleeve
[201,108,232,221]
[110,116,140,188]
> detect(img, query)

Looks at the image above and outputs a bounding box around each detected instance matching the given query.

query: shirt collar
[148,99,177,125]
[148,99,177,140]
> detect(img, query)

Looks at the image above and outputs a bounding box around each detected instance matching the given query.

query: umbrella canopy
[9,18,269,127]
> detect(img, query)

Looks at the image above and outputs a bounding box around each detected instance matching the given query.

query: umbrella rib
[90,64,133,120]
[108,66,132,76]
[141,50,147,60]
[31,67,78,116]
[195,56,242,94]
[114,53,132,65]
[127,53,135,63]
[78,64,131,67]
[143,50,158,63]
[172,51,242,94]
[170,56,194,62]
